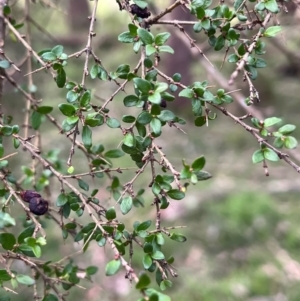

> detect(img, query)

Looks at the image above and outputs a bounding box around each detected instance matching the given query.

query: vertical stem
[0,0,7,111]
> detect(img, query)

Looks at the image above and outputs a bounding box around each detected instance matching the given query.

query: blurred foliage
[0,1,300,301]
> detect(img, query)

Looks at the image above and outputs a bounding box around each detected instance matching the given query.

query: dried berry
[20,190,41,203]
[130,4,151,19]
[160,99,167,108]
[29,197,49,216]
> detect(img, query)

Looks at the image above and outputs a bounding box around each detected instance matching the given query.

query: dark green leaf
[104,149,124,158]
[58,103,76,116]
[137,111,152,125]
[37,106,53,114]
[191,156,205,171]
[42,294,59,301]
[167,189,185,200]
[106,207,116,220]
[0,269,12,281]
[78,179,89,191]
[31,112,42,130]
[56,68,66,88]
[133,78,152,94]
[82,125,92,148]
[80,91,91,107]
[86,266,98,276]
[66,90,79,103]
[123,95,139,107]
[56,193,68,207]
[18,226,35,243]
[170,233,187,242]
[0,233,16,250]
[136,273,151,289]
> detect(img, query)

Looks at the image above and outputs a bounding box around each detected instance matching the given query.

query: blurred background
[2,1,300,300]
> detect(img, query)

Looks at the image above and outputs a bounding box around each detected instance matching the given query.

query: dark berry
[20,190,41,203]
[130,4,151,18]
[29,197,49,215]
[160,99,167,108]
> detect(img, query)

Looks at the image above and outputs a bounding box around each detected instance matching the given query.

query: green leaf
[78,179,89,191]
[133,78,152,94]
[82,125,92,148]
[265,0,279,13]
[214,35,225,51]
[123,133,135,147]
[160,279,173,291]
[18,226,35,243]
[56,193,68,207]
[278,124,296,135]
[148,91,161,104]
[167,189,185,200]
[0,60,10,69]
[150,118,161,135]
[136,273,151,289]
[86,266,98,276]
[155,32,170,46]
[0,233,16,250]
[170,233,187,242]
[31,111,42,130]
[133,0,148,9]
[36,106,53,114]
[56,67,66,88]
[264,26,281,38]
[284,136,298,149]
[137,220,151,231]
[191,156,205,171]
[158,45,174,54]
[194,116,206,127]
[179,88,194,98]
[146,45,157,56]
[151,250,165,260]
[195,170,212,181]
[264,117,281,127]
[137,28,154,45]
[252,149,264,163]
[158,110,175,122]
[41,52,56,61]
[66,90,79,103]
[0,269,12,281]
[106,118,120,128]
[120,196,133,215]
[118,31,135,43]
[58,103,76,116]
[122,115,136,123]
[123,95,139,107]
[106,207,116,220]
[143,254,153,269]
[42,294,59,301]
[137,111,152,125]
[105,259,121,276]
[228,54,239,63]
[16,274,35,285]
[0,144,3,157]
[263,148,279,162]
[80,91,91,107]
[104,149,124,158]
[52,45,64,57]
[234,0,244,10]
